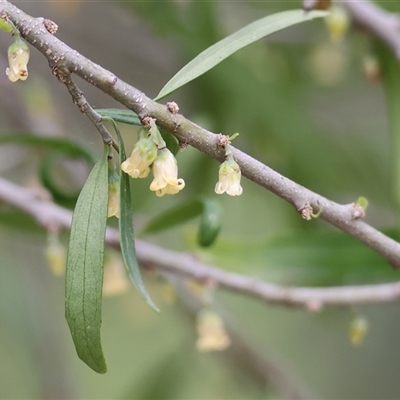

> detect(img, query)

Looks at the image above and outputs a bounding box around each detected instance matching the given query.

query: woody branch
[1,176,400,309]
[1,0,400,268]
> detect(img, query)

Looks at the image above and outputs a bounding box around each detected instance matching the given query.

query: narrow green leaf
[374,40,400,211]
[197,198,223,247]
[0,133,95,206]
[141,197,222,247]
[39,152,88,207]
[0,133,95,163]
[96,108,141,126]
[104,117,159,312]
[155,9,328,100]
[141,199,203,235]
[65,145,109,374]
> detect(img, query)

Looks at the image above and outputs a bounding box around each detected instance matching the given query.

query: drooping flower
[196,309,231,352]
[108,159,120,218]
[349,315,368,346]
[45,231,66,276]
[6,36,29,82]
[107,181,120,218]
[121,137,157,179]
[103,251,130,296]
[215,156,243,196]
[325,5,350,44]
[149,148,185,197]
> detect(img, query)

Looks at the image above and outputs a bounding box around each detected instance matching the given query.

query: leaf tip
[147,298,161,313]
[81,352,108,374]
[98,366,108,374]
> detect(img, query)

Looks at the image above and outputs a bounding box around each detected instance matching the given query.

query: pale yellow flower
[121,137,157,179]
[150,148,185,197]
[107,183,120,218]
[215,158,243,196]
[325,5,350,44]
[103,252,130,296]
[349,316,368,346]
[6,37,29,82]
[196,309,231,352]
[45,232,66,276]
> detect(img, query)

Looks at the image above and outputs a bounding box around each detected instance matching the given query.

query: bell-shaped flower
[108,161,120,218]
[349,315,368,346]
[196,309,231,352]
[103,251,130,296]
[107,181,120,218]
[325,5,350,44]
[150,148,185,197]
[6,36,29,82]
[215,157,243,196]
[121,137,157,179]
[45,231,66,276]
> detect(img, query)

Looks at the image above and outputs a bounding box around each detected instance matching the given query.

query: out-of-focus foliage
[2,1,400,399]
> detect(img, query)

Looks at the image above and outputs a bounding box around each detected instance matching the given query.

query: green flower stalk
[0,13,14,33]
[148,118,167,149]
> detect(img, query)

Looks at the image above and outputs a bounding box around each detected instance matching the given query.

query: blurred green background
[1,1,400,399]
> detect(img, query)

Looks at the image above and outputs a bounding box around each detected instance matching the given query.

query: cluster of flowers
[0,16,243,209]
[120,121,243,202]
[121,121,185,197]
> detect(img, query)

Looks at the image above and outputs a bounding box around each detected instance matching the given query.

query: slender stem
[171,277,317,399]
[62,74,119,152]
[342,1,400,61]
[1,0,400,269]
[1,176,400,309]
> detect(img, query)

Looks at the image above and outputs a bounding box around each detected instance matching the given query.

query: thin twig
[61,73,119,152]
[304,1,400,59]
[342,1,400,60]
[171,276,317,400]
[0,176,399,309]
[1,0,400,269]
